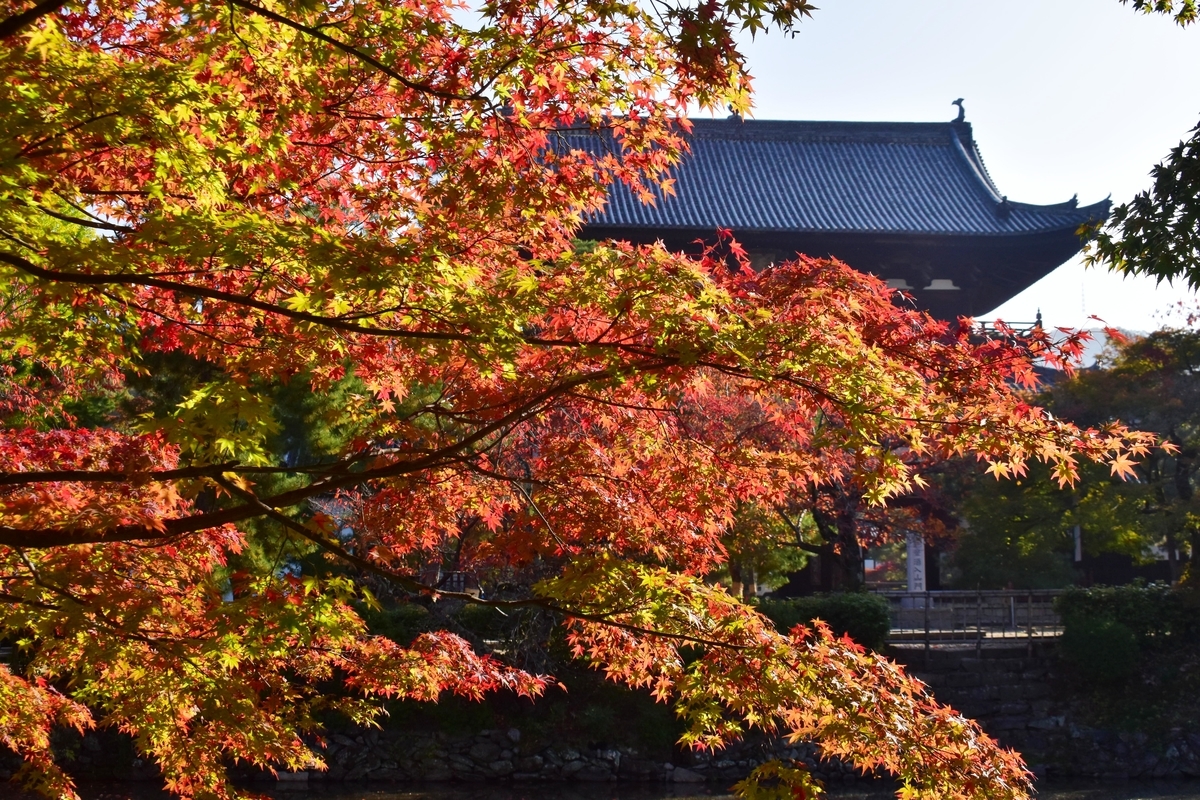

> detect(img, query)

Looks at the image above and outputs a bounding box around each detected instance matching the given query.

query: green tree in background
[952,459,1150,589]
[962,0,1200,588]
[718,501,810,601]
[950,328,1200,587]
[1049,329,1200,580]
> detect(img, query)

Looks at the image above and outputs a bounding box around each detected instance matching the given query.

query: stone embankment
[302,642,1200,786]
[893,642,1200,780]
[308,727,868,787]
[12,641,1200,788]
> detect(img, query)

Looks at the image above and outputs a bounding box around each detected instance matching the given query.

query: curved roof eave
[580,221,1104,237]
[573,119,1112,238]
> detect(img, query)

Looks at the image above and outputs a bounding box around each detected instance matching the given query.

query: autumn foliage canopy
[0,0,1160,797]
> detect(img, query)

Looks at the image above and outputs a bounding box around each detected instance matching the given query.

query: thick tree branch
[36,205,133,234]
[779,540,824,556]
[0,463,242,487]
[0,250,735,357]
[0,450,381,486]
[0,0,66,40]
[0,251,473,343]
[772,504,823,554]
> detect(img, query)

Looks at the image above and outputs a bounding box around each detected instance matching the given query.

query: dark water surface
[53,783,1200,800]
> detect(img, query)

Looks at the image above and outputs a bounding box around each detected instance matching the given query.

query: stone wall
[13,641,1200,789]
[306,728,869,787]
[892,641,1200,780]
[303,642,1200,786]
[892,641,1064,765]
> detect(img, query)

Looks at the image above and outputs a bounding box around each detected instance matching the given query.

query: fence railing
[876,590,1064,645]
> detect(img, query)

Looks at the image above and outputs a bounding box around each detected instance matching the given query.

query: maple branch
[772,505,824,555]
[35,205,133,234]
[101,290,274,352]
[1,464,744,652]
[3,251,896,401]
[213,476,745,650]
[4,550,185,648]
[226,0,473,103]
[540,607,752,651]
[512,482,571,555]
[17,112,122,159]
[212,474,423,594]
[0,0,66,40]
[0,361,675,546]
[0,462,270,486]
[567,390,675,415]
[0,589,59,611]
[2,250,713,357]
[0,251,474,343]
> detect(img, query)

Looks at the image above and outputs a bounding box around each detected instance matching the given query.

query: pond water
[54,783,1200,800]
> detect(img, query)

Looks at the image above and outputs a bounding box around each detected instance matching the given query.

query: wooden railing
[876,590,1064,646]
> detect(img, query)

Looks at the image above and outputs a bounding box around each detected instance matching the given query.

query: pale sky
[730,0,1200,332]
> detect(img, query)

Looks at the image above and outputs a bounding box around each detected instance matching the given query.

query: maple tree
[0,0,1164,798]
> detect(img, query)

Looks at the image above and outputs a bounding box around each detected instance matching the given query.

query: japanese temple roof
[568,119,1109,238]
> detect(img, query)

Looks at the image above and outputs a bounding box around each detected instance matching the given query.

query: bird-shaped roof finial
[952,98,965,123]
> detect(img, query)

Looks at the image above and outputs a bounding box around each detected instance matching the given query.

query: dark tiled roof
[566,119,1109,237]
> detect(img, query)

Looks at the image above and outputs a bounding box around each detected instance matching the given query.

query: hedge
[361,594,894,654]
[1055,584,1200,684]
[1055,583,1200,649]
[758,593,891,651]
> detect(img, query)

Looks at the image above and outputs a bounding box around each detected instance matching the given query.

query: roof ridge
[685,118,956,144]
[691,117,951,125]
[950,121,1003,198]
[946,125,1004,204]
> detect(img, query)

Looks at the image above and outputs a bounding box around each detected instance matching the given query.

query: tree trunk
[819,546,836,593]
[743,566,758,601]
[835,505,863,591]
[730,561,744,601]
